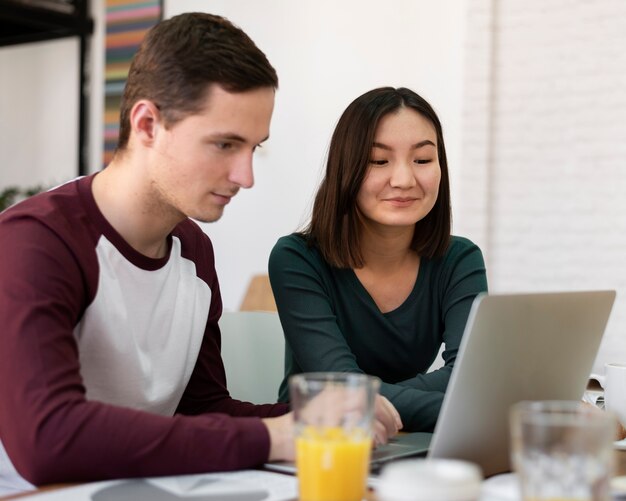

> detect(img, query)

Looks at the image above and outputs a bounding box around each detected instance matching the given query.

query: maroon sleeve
[0,216,282,486]
[176,315,290,418]
[175,222,290,418]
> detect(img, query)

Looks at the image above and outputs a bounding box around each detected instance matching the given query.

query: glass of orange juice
[510,400,617,501]
[290,373,379,501]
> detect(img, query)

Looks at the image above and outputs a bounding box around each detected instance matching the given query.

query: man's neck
[91,157,184,259]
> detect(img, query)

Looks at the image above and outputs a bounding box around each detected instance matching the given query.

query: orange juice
[296,426,371,501]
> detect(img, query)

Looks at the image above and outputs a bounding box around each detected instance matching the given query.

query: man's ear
[129,100,162,146]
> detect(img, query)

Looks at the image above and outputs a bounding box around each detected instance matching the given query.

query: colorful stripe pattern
[104,0,161,167]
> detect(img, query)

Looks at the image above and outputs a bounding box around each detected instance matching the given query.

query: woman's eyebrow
[372,139,436,150]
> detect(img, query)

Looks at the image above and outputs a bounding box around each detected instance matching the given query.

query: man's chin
[189,208,225,224]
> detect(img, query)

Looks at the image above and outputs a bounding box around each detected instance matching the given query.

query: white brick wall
[458,0,626,373]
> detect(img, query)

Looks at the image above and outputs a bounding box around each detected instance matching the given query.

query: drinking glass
[510,400,617,501]
[289,372,379,501]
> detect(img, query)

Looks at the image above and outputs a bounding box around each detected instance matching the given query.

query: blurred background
[1,0,625,374]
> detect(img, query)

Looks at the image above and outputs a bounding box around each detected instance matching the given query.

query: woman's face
[356,107,441,231]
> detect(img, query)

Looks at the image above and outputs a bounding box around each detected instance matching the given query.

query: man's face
[148,85,275,223]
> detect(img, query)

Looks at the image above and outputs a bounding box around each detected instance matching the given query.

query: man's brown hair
[117,12,278,150]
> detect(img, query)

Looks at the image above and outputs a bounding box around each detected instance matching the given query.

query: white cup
[604,362,626,428]
[376,458,483,501]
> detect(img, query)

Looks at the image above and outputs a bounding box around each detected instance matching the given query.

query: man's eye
[369,159,387,166]
[215,142,232,150]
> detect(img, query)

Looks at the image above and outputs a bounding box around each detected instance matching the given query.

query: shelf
[0,0,93,175]
[0,0,93,47]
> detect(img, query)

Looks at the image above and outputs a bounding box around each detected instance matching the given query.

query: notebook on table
[265,290,616,477]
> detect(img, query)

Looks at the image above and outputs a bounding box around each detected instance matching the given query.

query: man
[0,12,400,495]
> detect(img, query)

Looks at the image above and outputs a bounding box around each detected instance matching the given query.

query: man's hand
[263,412,295,461]
[373,395,402,445]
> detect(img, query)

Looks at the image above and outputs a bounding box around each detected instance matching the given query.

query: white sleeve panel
[75,235,211,416]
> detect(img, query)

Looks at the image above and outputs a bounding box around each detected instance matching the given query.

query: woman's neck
[358,223,416,272]
[354,223,420,313]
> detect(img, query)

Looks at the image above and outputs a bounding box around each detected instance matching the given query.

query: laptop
[265,290,616,477]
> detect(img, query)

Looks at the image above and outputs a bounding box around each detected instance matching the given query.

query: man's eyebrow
[207,133,246,142]
[207,133,270,144]
[372,140,436,150]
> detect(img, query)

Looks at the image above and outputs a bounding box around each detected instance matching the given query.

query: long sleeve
[177,303,288,418]
[0,202,286,488]
[268,234,487,432]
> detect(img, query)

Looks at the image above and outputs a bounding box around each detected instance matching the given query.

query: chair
[239,274,277,312]
[219,311,285,404]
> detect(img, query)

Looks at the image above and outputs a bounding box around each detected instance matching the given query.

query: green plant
[0,186,44,212]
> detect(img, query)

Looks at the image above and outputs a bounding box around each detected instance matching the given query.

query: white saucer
[481,472,626,501]
[481,473,520,501]
[612,476,626,498]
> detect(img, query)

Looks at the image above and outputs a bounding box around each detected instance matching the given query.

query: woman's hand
[373,395,402,445]
[263,393,402,460]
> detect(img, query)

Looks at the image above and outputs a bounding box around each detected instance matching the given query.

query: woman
[269,87,488,432]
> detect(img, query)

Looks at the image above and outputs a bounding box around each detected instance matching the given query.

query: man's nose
[229,153,254,189]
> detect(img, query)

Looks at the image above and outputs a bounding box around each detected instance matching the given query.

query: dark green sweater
[268,234,488,432]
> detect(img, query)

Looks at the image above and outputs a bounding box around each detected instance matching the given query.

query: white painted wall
[165,0,470,311]
[1,1,469,311]
[0,38,79,188]
[89,0,106,175]
[3,1,624,376]
[460,0,626,374]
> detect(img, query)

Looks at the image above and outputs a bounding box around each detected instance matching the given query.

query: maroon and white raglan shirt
[0,175,288,495]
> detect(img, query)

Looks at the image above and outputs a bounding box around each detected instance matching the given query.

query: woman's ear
[128,99,162,147]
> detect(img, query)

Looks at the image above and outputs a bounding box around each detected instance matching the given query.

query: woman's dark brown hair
[117,12,278,151]
[303,87,451,268]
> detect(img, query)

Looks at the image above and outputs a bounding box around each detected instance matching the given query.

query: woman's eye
[414,159,432,165]
[369,159,388,166]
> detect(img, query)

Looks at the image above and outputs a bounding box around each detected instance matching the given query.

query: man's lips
[212,192,237,205]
